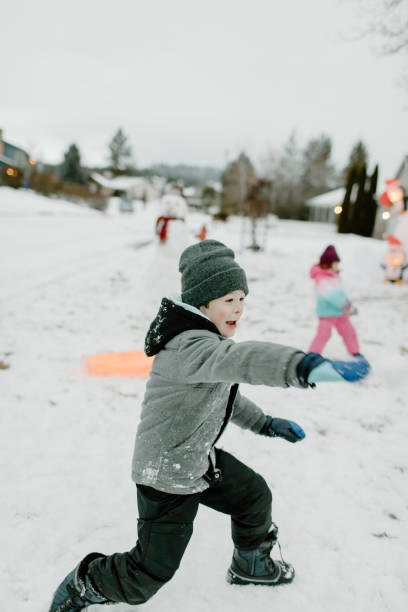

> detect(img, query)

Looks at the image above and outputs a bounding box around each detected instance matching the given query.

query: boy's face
[200,290,245,338]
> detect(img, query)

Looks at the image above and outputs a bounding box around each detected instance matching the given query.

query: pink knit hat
[319,245,340,265]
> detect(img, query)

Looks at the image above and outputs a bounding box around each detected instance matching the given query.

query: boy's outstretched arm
[174,331,370,388]
[175,331,306,388]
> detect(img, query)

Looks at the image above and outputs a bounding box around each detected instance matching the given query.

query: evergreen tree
[338,141,377,237]
[108,128,135,175]
[353,164,378,237]
[59,143,85,185]
[221,152,256,215]
[343,141,368,180]
[201,185,218,210]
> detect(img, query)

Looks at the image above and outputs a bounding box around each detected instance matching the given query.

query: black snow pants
[89,448,272,606]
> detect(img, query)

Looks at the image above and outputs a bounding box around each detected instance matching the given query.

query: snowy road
[0,190,154,306]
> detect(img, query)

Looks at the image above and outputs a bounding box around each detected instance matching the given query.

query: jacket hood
[144,297,219,356]
[310,264,337,280]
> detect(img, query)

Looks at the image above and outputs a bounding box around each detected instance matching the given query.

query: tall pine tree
[338,141,377,236]
[59,144,85,185]
[343,141,368,180]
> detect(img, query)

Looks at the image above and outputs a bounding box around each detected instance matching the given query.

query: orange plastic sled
[85,350,154,378]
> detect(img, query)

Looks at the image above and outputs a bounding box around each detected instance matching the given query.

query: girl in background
[308,245,361,356]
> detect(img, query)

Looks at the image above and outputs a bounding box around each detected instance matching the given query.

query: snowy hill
[1,187,407,612]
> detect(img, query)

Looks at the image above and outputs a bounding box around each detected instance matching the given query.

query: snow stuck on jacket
[1,187,407,612]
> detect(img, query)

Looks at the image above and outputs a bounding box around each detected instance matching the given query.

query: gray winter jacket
[131,297,306,494]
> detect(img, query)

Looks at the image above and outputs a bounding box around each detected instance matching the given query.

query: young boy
[49,240,370,611]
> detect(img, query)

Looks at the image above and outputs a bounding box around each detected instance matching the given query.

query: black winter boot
[227,524,295,586]
[48,552,112,612]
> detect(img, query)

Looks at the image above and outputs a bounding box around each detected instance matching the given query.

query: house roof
[306,187,345,209]
[90,172,150,190]
[0,154,23,167]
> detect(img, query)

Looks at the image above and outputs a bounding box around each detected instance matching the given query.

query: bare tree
[364,0,408,55]
[246,179,272,250]
[262,131,305,219]
[221,152,256,216]
[349,0,408,84]
[107,128,135,175]
[300,134,336,200]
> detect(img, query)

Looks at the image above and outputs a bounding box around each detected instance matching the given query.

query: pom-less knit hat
[319,245,340,266]
[179,239,248,307]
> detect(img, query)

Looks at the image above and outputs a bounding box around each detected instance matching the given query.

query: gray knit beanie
[179,240,248,307]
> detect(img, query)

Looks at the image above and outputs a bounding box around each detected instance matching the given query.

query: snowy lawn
[1,187,407,611]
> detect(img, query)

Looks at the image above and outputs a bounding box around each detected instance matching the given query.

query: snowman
[155,186,189,252]
[148,187,191,302]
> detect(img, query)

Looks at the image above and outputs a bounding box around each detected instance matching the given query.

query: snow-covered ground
[1,187,407,612]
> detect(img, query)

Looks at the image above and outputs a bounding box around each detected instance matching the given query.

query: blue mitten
[260,416,305,443]
[307,356,370,383]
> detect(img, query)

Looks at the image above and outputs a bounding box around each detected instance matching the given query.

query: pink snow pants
[308,314,359,355]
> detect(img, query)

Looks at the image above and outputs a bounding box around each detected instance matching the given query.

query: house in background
[182,185,203,208]
[307,184,386,238]
[89,172,159,202]
[306,187,347,223]
[0,128,32,187]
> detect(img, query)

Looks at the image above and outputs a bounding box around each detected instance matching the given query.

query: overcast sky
[2,0,407,182]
